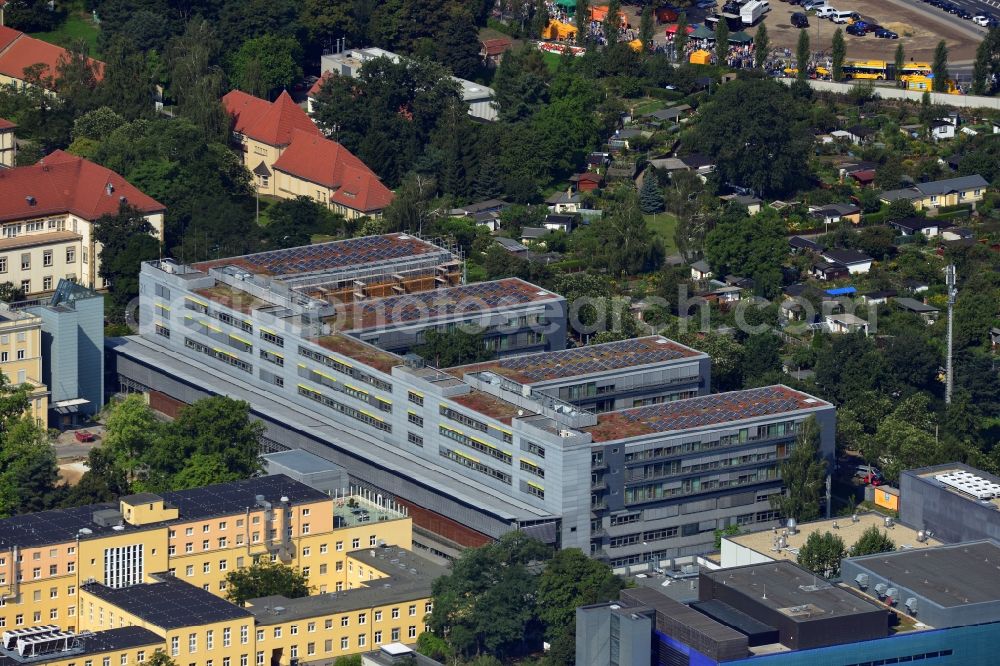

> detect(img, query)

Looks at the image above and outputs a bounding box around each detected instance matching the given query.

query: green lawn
[33,11,101,57]
[632,98,666,116]
[645,212,678,254]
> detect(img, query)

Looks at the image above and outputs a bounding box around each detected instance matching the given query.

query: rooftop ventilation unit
[854,573,869,589]
[905,598,918,614]
[875,583,888,597]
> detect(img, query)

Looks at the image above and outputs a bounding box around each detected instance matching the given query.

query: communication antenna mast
[945,264,957,404]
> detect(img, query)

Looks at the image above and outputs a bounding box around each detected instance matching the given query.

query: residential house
[811,260,850,281]
[679,153,716,175]
[711,284,743,305]
[839,161,878,182]
[569,172,603,192]
[546,189,583,213]
[644,104,690,124]
[605,159,638,183]
[495,236,528,256]
[320,47,496,120]
[890,216,942,238]
[271,129,393,219]
[821,248,873,275]
[895,297,940,324]
[811,203,861,226]
[0,25,104,93]
[825,312,870,335]
[845,125,876,145]
[789,236,823,254]
[930,119,956,141]
[720,194,762,215]
[649,157,689,174]
[305,72,332,114]
[544,214,577,233]
[860,289,896,306]
[587,151,610,171]
[0,150,164,297]
[222,89,322,195]
[0,115,13,167]
[472,211,502,232]
[480,37,512,67]
[609,128,645,152]
[904,278,930,294]
[849,169,876,188]
[690,259,713,280]
[879,175,989,212]
[520,227,549,243]
[449,199,510,217]
[0,305,47,424]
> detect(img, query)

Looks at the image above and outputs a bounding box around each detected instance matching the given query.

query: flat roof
[727,513,942,563]
[584,385,829,443]
[0,475,328,551]
[622,586,746,644]
[248,547,446,624]
[328,278,560,332]
[191,233,444,277]
[312,333,402,373]
[82,575,252,629]
[915,464,1000,510]
[450,336,704,384]
[848,541,1000,608]
[704,561,884,622]
[0,627,163,666]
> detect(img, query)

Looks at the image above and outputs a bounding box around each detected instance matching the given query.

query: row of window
[624,466,779,505]
[440,446,512,484]
[3,218,69,237]
[628,450,780,483]
[298,385,391,433]
[298,345,392,392]
[439,426,512,465]
[0,247,80,273]
[185,337,252,373]
[622,421,801,464]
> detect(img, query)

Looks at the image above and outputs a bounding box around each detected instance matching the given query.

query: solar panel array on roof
[935,471,1000,500]
[193,234,440,276]
[335,279,556,330]
[82,577,251,629]
[618,387,805,432]
[474,337,698,383]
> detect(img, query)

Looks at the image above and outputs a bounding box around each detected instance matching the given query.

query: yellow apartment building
[0,306,47,423]
[0,475,434,666]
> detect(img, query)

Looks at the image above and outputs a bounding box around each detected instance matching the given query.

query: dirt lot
[638,0,983,64]
[760,0,983,63]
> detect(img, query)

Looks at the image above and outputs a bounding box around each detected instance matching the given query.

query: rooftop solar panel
[82,576,251,629]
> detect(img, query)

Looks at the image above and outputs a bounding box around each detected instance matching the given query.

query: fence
[777,78,1000,111]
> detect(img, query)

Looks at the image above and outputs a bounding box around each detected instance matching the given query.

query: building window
[408,626,417,639]
[261,330,284,347]
[42,250,52,267]
[104,544,143,588]
[0,258,5,274]
[66,247,76,263]
[407,412,423,427]
[170,637,179,656]
[408,432,424,447]
[20,253,29,270]
[408,391,424,406]
[20,280,29,293]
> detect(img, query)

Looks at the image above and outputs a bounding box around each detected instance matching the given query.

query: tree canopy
[225,559,310,606]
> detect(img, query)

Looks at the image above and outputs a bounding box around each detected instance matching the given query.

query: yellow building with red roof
[0,25,103,93]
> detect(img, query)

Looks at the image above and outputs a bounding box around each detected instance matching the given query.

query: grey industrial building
[900,463,1000,544]
[113,234,835,560]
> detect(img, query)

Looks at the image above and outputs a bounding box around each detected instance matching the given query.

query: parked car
[815,6,837,18]
[803,0,827,9]
[846,22,867,35]
[973,14,990,25]
[863,471,885,487]
[831,10,856,23]
[875,26,898,38]
[854,464,882,479]
[956,8,972,19]
[74,430,97,443]
[791,11,809,26]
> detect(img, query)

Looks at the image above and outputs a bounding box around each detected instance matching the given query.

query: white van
[831,10,857,23]
[815,6,837,18]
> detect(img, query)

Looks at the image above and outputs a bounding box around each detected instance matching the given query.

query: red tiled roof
[481,38,512,57]
[850,169,876,183]
[221,89,320,147]
[0,117,14,130]
[272,129,393,213]
[0,27,104,86]
[308,73,332,97]
[0,150,165,223]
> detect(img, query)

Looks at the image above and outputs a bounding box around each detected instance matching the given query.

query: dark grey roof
[784,283,808,297]
[789,236,823,252]
[521,226,548,239]
[891,217,939,232]
[248,547,446,624]
[0,475,327,551]
[120,492,162,505]
[82,575,252,629]
[703,561,884,622]
[691,260,712,273]
[847,125,875,137]
[0,627,163,666]
[495,237,527,252]
[822,248,872,265]
[862,290,896,299]
[895,297,939,313]
[681,153,714,169]
[820,203,861,216]
[915,175,989,196]
[847,541,1000,608]
[691,599,777,638]
[880,187,921,202]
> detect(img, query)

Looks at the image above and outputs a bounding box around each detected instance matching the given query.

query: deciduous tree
[94,204,161,308]
[225,560,310,606]
[797,530,846,578]
[771,416,827,522]
[753,23,769,69]
[796,30,810,80]
[715,19,729,66]
[831,28,846,81]
[230,34,302,99]
[851,526,895,556]
[932,40,949,92]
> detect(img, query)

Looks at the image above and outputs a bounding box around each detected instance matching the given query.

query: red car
[863,472,884,487]
[74,430,96,443]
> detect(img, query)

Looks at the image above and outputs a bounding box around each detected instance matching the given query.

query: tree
[742,334,783,386]
[94,203,161,308]
[0,283,25,303]
[873,394,945,482]
[537,549,624,665]
[415,329,494,368]
[675,12,689,56]
[576,0,590,40]
[167,20,229,142]
[573,192,663,276]
[797,530,846,578]
[894,42,906,87]
[851,526,895,556]
[4,0,65,31]
[796,30,810,80]
[704,207,787,297]
[972,29,1000,95]
[638,171,662,213]
[263,197,342,249]
[230,35,302,99]
[603,0,622,45]
[770,417,827,522]
[435,3,483,79]
[72,107,127,143]
[145,651,179,666]
[875,160,904,192]
[753,23,769,69]
[691,78,810,197]
[639,6,654,51]
[831,28,846,82]
[885,198,917,222]
[101,395,162,487]
[101,37,156,120]
[713,19,728,67]
[225,560,310,606]
[814,333,887,404]
[932,40,949,92]
[429,532,550,660]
